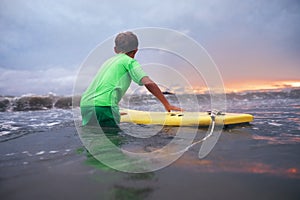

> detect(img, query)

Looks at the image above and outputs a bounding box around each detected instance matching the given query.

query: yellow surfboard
[120,109,254,126]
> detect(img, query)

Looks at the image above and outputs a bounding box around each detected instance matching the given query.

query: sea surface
[1,89,300,145]
[1,89,300,199]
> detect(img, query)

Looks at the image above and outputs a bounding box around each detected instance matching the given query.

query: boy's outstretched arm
[141,76,183,112]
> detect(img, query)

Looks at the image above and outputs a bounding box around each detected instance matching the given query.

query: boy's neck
[125,49,137,58]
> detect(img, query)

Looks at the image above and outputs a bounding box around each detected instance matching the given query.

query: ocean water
[1,89,300,184]
[0,109,74,141]
[1,91,299,200]
[1,90,299,144]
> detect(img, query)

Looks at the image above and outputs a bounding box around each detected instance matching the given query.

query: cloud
[0,67,76,95]
[0,0,299,95]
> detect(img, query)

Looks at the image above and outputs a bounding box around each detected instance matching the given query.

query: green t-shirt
[80,54,147,107]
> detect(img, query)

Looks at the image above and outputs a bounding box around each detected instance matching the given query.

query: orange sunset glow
[224,80,300,93]
[182,80,300,94]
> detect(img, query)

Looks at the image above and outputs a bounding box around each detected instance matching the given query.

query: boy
[80,31,182,128]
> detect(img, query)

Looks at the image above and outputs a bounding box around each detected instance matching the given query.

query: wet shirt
[80,53,147,107]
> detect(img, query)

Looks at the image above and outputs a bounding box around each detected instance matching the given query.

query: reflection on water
[111,185,153,200]
[175,154,300,179]
[73,94,300,185]
[252,134,300,144]
[78,148,156,200]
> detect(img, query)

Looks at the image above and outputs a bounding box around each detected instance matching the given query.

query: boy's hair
[115,31,138,53]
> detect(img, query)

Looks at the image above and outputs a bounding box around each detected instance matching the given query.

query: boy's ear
[114,46,120,53]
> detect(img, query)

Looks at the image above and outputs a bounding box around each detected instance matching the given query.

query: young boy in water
[80,31,182,128]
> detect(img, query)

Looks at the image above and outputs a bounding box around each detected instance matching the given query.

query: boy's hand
[165,104,183,112]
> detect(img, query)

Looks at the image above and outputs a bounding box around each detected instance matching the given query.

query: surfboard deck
[120,109,254,126]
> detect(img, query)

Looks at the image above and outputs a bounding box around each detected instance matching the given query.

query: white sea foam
[36,151,45,155]
[28,121,61,128]
[0,123,20,132]
[22,151,32,156]
[5,153,16,156]
[0,131,11,136]
[268,122,282,126]
[46,122,60,126]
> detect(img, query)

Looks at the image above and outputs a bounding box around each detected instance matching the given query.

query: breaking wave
[0,88,299,112]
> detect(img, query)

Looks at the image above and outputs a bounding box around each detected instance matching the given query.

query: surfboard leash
[171,109,221,155]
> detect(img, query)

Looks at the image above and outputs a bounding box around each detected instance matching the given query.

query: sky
[0,0,300,95]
